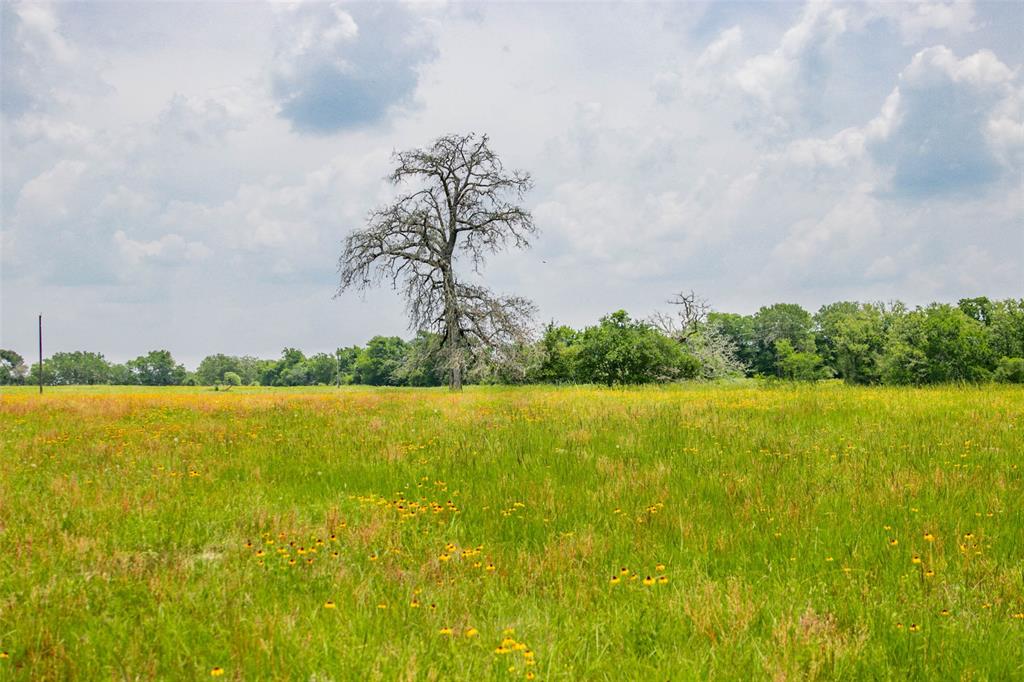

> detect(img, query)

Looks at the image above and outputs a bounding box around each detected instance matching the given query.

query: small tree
[338,133,538,391]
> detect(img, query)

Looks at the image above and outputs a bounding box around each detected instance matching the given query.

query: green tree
[222,371,242,386]
[815,302,895,384]
[882,304,993,384]
[306,353,340,385]
[774,339,833,381]
[987,299,1024,360]
[127,350,187,386]
[752,303,816,376]
[196,354,243,385]
[335,346,362,385]
[575,310,698,386]
[30,351,112,385]
[393,332,445,387]
[535,323,580,383]
[354,337,408,386]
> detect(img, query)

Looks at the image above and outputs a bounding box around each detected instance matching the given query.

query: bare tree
[650,290,711,341]
[652,290,745,378]
[337,133,538,391]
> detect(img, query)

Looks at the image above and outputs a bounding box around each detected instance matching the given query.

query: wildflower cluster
[493,629,537,678]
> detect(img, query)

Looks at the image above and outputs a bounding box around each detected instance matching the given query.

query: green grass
[0,383,1021,680]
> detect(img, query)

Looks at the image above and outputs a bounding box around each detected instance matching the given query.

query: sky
[1,0,1021,368]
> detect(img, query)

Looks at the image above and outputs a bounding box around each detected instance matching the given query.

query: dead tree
[337,133,537,391]
[651,290,710,342]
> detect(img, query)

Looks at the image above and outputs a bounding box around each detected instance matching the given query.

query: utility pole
[38,314,43,394]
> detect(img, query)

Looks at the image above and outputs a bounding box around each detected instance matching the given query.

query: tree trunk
[442,265,463,392]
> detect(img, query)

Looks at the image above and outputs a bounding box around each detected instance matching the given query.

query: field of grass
[0,383,1021,680]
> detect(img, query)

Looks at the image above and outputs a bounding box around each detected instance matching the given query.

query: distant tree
[686,323,747,379]
[222,371,242,386]
[774,339,833,381]
[196,354,243,385]
[335,346,362,385]
[815,302,894,384]
[751,303,816,376]
[534,323,580,383]
[127,350,187,386]
[354,336,408,386]
[882,304,992,384]
[337,132,538,391]
[261,348,306,386]
[33,351,112,385]
[0,349,27,385]
[575,310,699,385]
[707,312,757,374]
[306,353,340,385]
[108,363,135,385]
[393,332,445,386]
[653,292,745,379]
[987,299,1024,360]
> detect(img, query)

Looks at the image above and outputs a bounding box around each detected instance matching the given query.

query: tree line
[2,295,1021,387]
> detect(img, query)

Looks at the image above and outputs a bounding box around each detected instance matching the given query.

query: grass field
[0,383,1021,680]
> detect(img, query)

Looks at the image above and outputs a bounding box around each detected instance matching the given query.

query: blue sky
[1,0,1021,367]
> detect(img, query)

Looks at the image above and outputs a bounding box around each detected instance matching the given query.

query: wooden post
[38,314,43,394]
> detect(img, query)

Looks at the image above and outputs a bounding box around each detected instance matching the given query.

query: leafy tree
[222,371,242,386]
[338,133,537,391]
[0,349,27,385]
[108,363,135,385]
[196,354,243,385]
[774,339,833,381]
[751,303,816,376]
[575,310,698,385]
[393,332,445,386]
[534,323,580,383]
[261,348,306,386]
[28,351,111,385]
[335,346,362,385]
[354,337,408,386]
[987,299,1024,360]
[815,302,894,384]
[882,304,992,384]
[306,353,340,385]
[127,350,187,386]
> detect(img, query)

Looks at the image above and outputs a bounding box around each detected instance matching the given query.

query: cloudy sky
[1,1,1021,367]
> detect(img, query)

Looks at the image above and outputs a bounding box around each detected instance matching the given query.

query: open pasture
[0,384,1021,680]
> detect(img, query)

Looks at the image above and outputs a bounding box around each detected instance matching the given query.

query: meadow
[0,383,1021,680]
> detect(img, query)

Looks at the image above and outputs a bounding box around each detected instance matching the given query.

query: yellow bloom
[0,651,8,660]
[486,562,496,572]
[939,609,950,617]
[377,603,387,609]
[642,576,655,586]
[609,575,621,585]
[655,563,665,572]
[911,555,922,564]
[526,673,535,680]
[410,598,420,608]
[465,627,479,638]
[657,575,669,585]
[619,567,629,575]
[924,569,935,578]
[924,532,935,542]
[888,538,898,547]
[369,553,379,562]
[439,627,453,636]
[324,601,336,609]
[908,623,920,632]
[210,667,225,677]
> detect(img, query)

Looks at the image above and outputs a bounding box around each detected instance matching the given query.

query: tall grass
[0,383,1021,679]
